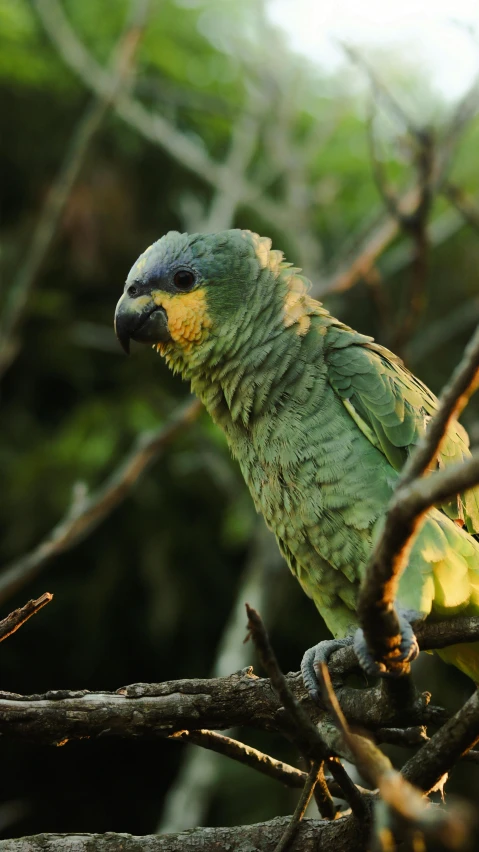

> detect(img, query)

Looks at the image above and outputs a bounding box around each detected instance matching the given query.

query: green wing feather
[325,326,479,534]
[324,323,479,680]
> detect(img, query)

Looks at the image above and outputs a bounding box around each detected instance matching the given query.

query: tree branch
[169,728,308,791]
[0,814,364,852]
[4,612,479,744]
[0,593,53,642]
[0,399,201,605]
[317,188,420,296]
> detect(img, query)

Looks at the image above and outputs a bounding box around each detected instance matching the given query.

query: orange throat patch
[151,288,212,353]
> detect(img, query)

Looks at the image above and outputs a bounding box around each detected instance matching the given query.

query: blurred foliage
[1,0,479,840]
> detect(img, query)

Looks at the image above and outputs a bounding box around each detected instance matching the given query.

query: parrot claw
[301,637,354,703]
[302,612,421,701]
[353,613,420,678]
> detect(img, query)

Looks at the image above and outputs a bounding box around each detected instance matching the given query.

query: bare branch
[0,669,473,846]
[0,814,364,852]
[0,593,53,643]
[31,0,220,186]
[0,399,201,605]
[0,0,149,381]
[201,96,263,233]
[170,728,308,791]
[3,613,478,741]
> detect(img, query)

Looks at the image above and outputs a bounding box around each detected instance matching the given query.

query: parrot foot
[353,611,420,677]
[301,637,353,703]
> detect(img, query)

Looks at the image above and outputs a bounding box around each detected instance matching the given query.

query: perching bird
[115,229,479,687]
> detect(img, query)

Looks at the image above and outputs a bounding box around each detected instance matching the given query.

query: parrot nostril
[127,284,139,298]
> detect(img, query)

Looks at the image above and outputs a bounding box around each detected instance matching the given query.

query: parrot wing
[325,326,479,534]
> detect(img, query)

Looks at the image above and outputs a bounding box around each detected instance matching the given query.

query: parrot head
[114,228,313,376]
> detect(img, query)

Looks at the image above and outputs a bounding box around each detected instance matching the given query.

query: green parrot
[114,229,479,688]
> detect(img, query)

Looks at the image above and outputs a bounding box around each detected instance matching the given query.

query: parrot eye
[173,269,196,292]
[127,284,139,298]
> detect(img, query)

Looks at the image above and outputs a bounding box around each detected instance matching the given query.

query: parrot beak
[114,292,171,355]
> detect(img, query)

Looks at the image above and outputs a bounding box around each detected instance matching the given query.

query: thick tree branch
[0,669,435,744]
[0,814,365,852]
[4,613,479,744]
[0,399,201,605]
[0,593,53,642]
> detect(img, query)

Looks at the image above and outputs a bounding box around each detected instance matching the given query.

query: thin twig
[0,667,455,747]
[0,0,150,381]
[0,399,201,605]
[273,761,322,852]
[0,593,53,643]
[168,729,308,790]
[246,604,367,819]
